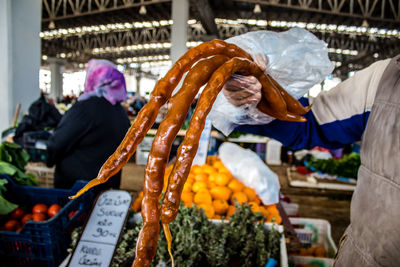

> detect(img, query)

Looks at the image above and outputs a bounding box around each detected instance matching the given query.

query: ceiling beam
[42,24,400,76]
[234,0,400,25]
[190,0,219,40]
[42,0,172,22]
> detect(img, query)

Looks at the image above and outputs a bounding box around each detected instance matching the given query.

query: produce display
[307,153,361,179]
[0,179,18,215]
[132,156,282,224]
[0,142,39,215]
[70,204,282,267]
[69,40,307,267]
[0,202,63,232]
[292,247,327,258]
[0,142,37,186]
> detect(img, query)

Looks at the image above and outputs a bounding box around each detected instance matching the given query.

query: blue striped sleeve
[235,98,369,150]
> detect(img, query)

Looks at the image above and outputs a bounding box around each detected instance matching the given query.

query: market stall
[4,0,400,266]
[0,42,345,267]
[0,136,343,267]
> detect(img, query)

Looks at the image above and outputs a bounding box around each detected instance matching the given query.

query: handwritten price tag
[68,190,132,267]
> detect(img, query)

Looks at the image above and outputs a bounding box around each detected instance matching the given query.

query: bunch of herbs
[69,204,282,267]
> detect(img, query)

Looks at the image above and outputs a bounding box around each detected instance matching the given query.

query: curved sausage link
[160,57,303,224]
[257,98,307,122]
[70,41,252,199]
[133,55,230,267]
[267,75,311,115]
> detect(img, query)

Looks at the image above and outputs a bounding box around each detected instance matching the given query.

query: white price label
[68,190,132,267]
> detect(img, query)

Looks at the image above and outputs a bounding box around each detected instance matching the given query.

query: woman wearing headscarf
[47,59,130,189]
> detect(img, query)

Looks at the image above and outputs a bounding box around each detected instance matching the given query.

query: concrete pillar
[135,65,142,97]
[171,0,189,64]
[0,0,41,132]
[0,0,12,131]
[135,74,142,97]
[48,58,64,102]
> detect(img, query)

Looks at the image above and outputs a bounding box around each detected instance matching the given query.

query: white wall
[0,0,13,132]
[0,0,41,132]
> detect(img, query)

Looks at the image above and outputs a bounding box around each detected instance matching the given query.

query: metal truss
[65,27,171,51]
[217,23,400,76]
[42,23,400,76]
[42,0,171,21]
[43,0,400,24]
[237,0,400,23]
[43,23,398,55]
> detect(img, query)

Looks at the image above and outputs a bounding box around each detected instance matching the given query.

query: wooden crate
[25,162,55,188]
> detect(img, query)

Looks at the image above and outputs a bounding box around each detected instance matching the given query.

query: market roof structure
[41,0,400,78]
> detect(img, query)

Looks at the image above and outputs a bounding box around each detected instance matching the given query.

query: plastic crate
[281,202,299,217]
[289,217,337,255]
[22,131,51,148]
[22,131,51,162]
[288,256,335,267]
[0,175,97,267]
[24,147,48,162]
[25,162,55,188]
[289,218,337,267]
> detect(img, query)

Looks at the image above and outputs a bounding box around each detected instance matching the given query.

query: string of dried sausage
[70,40,252,200]
[161,57,306,226]
[133,55,230,267]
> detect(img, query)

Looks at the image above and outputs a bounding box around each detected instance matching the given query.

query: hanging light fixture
[361,19,369,27]
[139,5,147,15]
[49,21,55,29]
[253,4,262,14]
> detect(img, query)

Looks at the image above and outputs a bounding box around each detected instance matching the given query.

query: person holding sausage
[223,42,399,266]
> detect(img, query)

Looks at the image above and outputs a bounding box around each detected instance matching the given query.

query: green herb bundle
[70,204,282,267]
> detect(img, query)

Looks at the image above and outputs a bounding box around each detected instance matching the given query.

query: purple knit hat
[79,59,127,105]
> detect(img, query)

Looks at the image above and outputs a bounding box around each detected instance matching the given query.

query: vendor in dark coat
[47,59,130,189]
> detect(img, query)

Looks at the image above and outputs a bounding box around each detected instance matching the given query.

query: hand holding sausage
[223,74,262,107]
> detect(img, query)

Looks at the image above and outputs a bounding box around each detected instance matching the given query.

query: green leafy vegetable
[0,161,38,186]
[309,152,361,179]
[0,179,8,193]
[0,195,18,215]
[0,142,38,186]
[0,142,30,171]
[0,179,18,215]
[227,130,243,139]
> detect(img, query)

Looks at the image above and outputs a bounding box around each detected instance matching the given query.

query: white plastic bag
[218,142,280,205]
[209,28,334,135]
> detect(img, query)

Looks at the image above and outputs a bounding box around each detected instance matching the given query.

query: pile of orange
[131,156,282,224]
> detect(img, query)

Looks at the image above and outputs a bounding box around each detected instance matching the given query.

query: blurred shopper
[133,96,147,114]
[47,59,130,189]
[14,93,62,146]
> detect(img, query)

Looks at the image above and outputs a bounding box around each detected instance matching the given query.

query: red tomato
[32,213,47,222]
[47,204,61,218]
[10,207,25,219]
[21,213,33,224]
[32,204,48,214]
[68,210,78,219]
[3,219,20,231]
